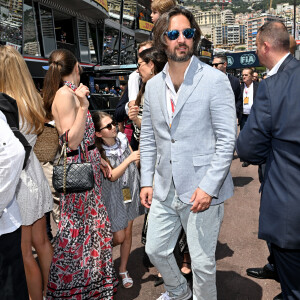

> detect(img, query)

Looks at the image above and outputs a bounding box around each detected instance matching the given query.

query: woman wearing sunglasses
[92,111,143,289]
[128,47,167,145]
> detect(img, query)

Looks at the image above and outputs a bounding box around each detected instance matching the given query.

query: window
[23,0,40,56]
[39,5,56,57]
[53,10,76,56]
[123,0,136,29]
[103,25,120,65]
[0,0,22,49]
[88,23,98,63]
[120,32,135,65]
[77,19,90,62]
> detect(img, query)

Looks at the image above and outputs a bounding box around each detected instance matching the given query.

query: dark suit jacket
[236,64,300,249]
[228,73,241,117]
[258,54,299,183]
[114,85,129,122]
[236,81,259,124]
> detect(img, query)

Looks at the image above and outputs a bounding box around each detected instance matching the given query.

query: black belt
[67,144,96,157]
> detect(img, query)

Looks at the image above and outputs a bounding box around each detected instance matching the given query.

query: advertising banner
[226,51,260,69]
[139,20,154,32]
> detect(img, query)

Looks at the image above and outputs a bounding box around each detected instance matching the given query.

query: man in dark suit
[236,67,259,130]
[245,22,299,298]
[212,54,241,117]
[237,21,300,300]
[236,67,259,167]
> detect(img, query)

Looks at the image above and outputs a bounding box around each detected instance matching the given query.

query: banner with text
[139,20,154,32]
[225,51,260,69]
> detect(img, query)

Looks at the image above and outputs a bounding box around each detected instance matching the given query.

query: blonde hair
[0,46,45,134]
[151,0,176,14]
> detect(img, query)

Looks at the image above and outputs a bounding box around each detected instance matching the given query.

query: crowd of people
[0,1,300,300]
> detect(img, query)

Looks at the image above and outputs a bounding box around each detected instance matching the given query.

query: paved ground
[49,154,281,299]
[111,154,281,300]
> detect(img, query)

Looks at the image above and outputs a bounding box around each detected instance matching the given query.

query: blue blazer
[237,64,300,249]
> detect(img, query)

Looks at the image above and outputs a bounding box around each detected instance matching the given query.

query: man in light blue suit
[140,7,236,300]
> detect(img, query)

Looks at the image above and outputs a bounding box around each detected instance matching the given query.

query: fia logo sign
[240,54,256,66]
[227,56,234,67]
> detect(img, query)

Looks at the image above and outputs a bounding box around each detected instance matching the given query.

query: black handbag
[52,131,94,194]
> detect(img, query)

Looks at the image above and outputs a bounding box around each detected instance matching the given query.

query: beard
[165,43,194,62]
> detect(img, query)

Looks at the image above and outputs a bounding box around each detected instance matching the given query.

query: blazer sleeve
[236,80,272,164]
[114,85,129,122]
[198,72,237,197]
[140,85,157,187]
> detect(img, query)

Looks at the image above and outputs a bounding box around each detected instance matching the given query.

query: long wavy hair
[135,47,167,106]
[43,49,78,120]
[153,6,201,55]
[0,45,45,134]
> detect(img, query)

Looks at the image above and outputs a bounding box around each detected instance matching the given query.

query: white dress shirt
[242,82,254,115]
[125,70,141,115]
[163,56,194,127]
[0,111,24,235]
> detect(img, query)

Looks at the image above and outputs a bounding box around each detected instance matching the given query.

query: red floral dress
[47,111,118,299]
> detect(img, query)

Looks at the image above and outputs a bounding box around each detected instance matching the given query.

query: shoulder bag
[52,131,94,194]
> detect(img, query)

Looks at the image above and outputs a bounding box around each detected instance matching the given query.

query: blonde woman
[0,45,53,300]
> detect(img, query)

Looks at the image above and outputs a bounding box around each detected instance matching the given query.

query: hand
[100,158,112,178]
[129,150,140,163]
[128,105,139,122]
[75,83,90,108]
[128,100,136,109]
[189,188,212,213]
[140,187,153,209]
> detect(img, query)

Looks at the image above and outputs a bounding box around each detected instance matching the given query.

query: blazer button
[171,139,175,143]
[170,160,172,164]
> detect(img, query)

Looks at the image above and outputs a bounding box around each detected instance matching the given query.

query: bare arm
[109,150,140,182]
[53,84,89,150]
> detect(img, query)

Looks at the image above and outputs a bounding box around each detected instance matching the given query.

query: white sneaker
[157,291,173,300]
[156,288,192,300]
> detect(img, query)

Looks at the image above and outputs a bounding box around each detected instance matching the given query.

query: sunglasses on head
[165,28,196,41]
[99,120,117,131]
[212,62,225,67]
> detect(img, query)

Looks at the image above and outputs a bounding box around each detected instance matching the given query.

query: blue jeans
[146,182,224,300]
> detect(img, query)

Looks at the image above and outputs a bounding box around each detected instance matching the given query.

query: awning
[41,0,109,21]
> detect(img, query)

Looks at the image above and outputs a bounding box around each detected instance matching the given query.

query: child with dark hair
[92,111,143,289]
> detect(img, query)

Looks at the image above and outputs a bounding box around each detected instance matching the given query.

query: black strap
[67,144,96,157]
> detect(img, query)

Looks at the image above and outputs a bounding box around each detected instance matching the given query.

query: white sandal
[119,271,133,288]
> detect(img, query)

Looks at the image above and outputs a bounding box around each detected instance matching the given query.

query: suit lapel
[277,54,293,73]
[157,73,169,126]
[173,58,203,120]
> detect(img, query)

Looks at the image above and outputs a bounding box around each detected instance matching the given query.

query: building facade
[247,14,283,50]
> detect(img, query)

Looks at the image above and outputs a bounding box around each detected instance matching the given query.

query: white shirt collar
[163,55,195,94]
[267,53,290,77]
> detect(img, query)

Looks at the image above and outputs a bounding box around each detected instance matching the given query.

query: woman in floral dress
[43,49,117,299]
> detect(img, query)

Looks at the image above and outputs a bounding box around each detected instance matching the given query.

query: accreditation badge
[122,188,132,203]
[244,97,249,105]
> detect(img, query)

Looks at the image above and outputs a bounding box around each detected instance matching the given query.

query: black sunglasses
[99,120,117,131]
[165,28,196,41]
[212,62,225,67]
